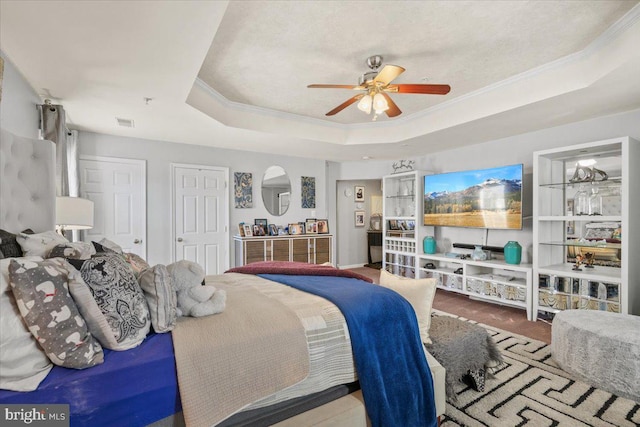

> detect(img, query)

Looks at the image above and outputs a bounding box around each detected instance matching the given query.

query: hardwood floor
[349,266,551,344]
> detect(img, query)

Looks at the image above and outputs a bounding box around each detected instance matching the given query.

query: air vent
[116,117,135,128]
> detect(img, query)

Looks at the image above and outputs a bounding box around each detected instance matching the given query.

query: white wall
[329,108,640,263]
[0,51,40,138]
[77,131,327,267]
[336,179,382,267]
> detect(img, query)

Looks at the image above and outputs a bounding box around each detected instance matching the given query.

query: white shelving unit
[533,137,639,320]
[417,254,534,320]
[382,170,428,278]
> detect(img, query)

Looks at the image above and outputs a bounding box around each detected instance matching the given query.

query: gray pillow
[138,265,177,333]
[68,253,151,350]
[0,229,23,259]
[8,258,104,369]
[0,257,52,391]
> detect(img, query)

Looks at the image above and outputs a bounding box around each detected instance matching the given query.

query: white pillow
[16,230,68,257]
[0,257,53,391]
[379,269,437,344]
[98,238,123,254]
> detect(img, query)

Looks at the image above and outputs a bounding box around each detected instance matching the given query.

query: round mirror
[261,166,291,216]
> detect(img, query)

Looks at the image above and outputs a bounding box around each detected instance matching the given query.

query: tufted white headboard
[0,128,56,233]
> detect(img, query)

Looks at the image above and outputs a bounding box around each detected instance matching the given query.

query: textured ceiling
[198,1,636,124]
[1,1,639,161]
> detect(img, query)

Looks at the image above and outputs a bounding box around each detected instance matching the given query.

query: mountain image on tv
[424,164,523,229]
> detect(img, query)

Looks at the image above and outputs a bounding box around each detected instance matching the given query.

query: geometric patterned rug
[434,311,640,427]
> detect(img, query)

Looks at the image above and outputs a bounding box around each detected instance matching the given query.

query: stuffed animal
[166,260,226,317]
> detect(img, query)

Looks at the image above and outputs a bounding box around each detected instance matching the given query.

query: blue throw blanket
[259,274,437,427]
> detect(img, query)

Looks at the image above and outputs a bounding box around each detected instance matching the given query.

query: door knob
[177,237,183,242]
[134,239,142,244]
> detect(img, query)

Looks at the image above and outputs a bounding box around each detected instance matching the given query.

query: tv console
[418,253,533,320]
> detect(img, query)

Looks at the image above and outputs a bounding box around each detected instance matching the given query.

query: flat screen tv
[423,164,523,229]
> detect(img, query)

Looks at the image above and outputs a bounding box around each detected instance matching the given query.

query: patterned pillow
[47,242,96,260]
[0,257,52,391]
[68,253,151,350]
[138,265,177,333]
[8,258,104,369]
[16,230,68,257]
[0,229,23,259]
[60,260,120,350]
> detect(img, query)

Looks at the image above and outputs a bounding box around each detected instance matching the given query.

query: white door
[172,164,229,275]
[79,156,146,258]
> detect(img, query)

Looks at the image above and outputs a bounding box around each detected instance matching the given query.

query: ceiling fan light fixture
[373,92,389,113]
[357,94,372,114]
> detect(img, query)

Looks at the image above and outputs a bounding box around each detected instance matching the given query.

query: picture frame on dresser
[317,219,329,234]
[243,224,253,237]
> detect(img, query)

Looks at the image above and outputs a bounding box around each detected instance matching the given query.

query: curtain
[39,103,79,196]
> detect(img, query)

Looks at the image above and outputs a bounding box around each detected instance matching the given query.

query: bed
[0,129,445,426]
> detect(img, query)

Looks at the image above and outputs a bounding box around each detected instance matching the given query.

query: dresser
[234,234,333,266]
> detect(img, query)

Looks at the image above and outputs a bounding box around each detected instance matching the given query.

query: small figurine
[583,252,595,269]
[572,253,584,271]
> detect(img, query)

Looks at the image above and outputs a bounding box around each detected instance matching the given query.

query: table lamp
[55,196,94,236]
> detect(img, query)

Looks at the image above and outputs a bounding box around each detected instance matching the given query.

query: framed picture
[355,211,365,227]
[253,224,261,236]
[306,221,318,234]
[298,222,306,234]
[354,186,365,202]
[398,220,407,230]
[255,218,268,228]
[269,224,278,236]
[388,219,398,230]
[238,223,245,237]
[278,226,287,235]
[289,223,302,235]
[243,224,253,237]
[317,219,329,234]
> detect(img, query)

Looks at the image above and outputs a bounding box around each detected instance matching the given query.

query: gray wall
[0,52,40,139]
[77,131,327,266]
[336,179,382,267]
[329,108,640,263]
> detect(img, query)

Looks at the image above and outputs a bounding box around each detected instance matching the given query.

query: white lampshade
[357,94,372,114]
[373,93,389,113]
[56,197,94,230]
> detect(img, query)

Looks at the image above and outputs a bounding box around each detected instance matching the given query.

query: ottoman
[426,316,503,402]
[551,310,640,402]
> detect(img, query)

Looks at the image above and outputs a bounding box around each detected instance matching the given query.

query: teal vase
[504,241,522,264]
[423,236,437,254]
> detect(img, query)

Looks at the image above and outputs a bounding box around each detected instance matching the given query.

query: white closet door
[79,156,146,258]
[172,164,229,275]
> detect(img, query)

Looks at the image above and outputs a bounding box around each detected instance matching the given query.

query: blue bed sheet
[259,274,437,427]
[0,333,180,427]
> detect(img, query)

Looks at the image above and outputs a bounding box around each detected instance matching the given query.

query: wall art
[301,176,316,208]
[234,172,253,208]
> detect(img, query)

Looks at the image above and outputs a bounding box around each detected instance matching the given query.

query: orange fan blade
[381,93,401,118]
[373,65,405,86]
[308,84,364,90]
[387,84,451,95]
[326,94,365,116]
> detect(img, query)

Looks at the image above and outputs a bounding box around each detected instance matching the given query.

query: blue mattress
[0,333,180,427]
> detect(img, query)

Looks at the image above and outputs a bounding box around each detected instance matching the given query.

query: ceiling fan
[308,55,451,120]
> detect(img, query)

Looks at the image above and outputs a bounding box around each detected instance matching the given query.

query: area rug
[433,310,640,427]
